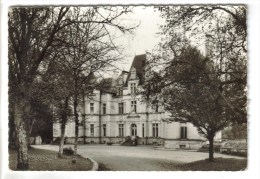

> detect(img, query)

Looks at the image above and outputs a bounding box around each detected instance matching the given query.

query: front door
[131,124,137,136]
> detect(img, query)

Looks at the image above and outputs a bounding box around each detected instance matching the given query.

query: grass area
[9,147,93,171]
[98,163,110,171]
[178,157,247,171]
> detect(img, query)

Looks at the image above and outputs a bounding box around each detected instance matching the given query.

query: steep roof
[95,54,146,91]
[124,54,146,86]
[98,78,116,94]
[115,70,129,86]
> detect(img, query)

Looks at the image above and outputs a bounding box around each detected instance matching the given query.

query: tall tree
[158,5,247,52]
[9,7,71,169]
[144,6,247,158]
[144,6,247,160]
[145,46,234,161]
[37,55,74,158]
[156,5,247,124]
[54,7,136,156]
[8,6,136,169]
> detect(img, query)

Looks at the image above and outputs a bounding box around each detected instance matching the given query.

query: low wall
[141,138,164,145]
[60,137,126,144]
[164,139,206,150]
[53,136,164,145]
[85,137,126,144]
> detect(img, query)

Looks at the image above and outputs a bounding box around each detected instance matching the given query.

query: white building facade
[53,54,221,149]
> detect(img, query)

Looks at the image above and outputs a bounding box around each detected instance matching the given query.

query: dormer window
[118,87,123,96]
[118,76,123,85]
[130,83,137,94]
[130,68,136,79]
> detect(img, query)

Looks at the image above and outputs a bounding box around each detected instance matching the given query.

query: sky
[111,6,207,75]
[113,6,164,72]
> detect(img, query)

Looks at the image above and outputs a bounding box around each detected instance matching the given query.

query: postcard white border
[1,0,260,179]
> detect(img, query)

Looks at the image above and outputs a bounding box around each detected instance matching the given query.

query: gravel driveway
[33,144,244,171]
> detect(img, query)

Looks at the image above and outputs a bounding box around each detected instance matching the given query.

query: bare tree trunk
[145,111,149,145]
[29,119,35,137]
[73,75,79,156]
[82,93,86,144]
[58,128,65,158]
[14,99,29,170]
[99,91,102,144]
[74,97,79,155]
[145,89,151,145]
[58,97,69,158]
[208,135,214,162]
[8,99,16,145]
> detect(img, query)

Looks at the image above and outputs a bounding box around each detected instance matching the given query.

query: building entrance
[131,124,137,136]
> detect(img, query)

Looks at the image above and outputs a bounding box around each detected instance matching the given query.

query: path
[33,144,244,171]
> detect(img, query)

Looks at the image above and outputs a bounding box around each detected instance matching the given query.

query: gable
[124,54,146,86]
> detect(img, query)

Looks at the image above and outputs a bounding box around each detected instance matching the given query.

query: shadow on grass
[9,147,93,171]
[98,163,110,171]
[177,157,247,171]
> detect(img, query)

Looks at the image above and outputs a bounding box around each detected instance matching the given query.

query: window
[103,103,106,114]
[118,77,123,85]
[130,83,137,94]
[152,123,159,137]
[118,124,124,137]
[118,87,123,96]
[131,124,137,136]
[103,124,106,137]
[90,103,94,113]
[180,126,187,139]
[90,124,94,136]
[130,68,136,79]
[131,101,137,113]
[118,102,124,114]
[142,123,145,137]
[179,144,186,149]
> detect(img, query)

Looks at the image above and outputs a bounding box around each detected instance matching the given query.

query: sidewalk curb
[87,157,99,171]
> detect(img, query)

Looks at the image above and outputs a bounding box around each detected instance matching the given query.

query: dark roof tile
[124,54,146,86]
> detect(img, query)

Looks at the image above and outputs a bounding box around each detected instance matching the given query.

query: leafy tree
[143,7,247,162]
[36,55,74,157]
[145,7,247,157]
[28,98,53,142]
[156,5,247,124]
[8,6,136,170]
[145,46,234,161]
[158,5,246,52]
[9,7,71,169]
[222,123,247,140]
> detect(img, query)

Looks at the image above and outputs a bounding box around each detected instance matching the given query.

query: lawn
[178,157,247,171]
[9,147,93,171]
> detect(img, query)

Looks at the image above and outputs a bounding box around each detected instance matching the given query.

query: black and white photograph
[0,0,260,178]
